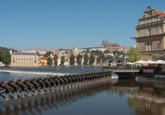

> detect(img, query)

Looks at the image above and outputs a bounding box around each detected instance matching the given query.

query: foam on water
[0,70,67,76]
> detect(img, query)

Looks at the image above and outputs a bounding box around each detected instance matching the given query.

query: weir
[0,71,112,101]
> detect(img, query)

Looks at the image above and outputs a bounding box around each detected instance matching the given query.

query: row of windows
[12,56,38,59]
[139,17,158,25]
[13,62,37,64]
[138,26,163,37]
[13,59,37,61]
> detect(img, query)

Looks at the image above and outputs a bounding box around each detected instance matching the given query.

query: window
[149,29,151,35]
[148,12,152,16]
[140,30,145,36]
[153,18,158,22]
[147,19,152,23]
[139,20,144,25]
[145,42,152,51]
[154,27,158,34]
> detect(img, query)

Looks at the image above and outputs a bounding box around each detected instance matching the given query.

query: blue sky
[0,0,165,50]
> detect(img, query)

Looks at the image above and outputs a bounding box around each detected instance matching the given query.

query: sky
[0,0,165,50]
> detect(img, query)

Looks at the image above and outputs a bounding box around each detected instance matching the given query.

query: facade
[33,49,49,55]
[10,52,39,67]
[136,6,165,60]
[40,57,47,66]
[0,62,5,66]
[108,46,128,52]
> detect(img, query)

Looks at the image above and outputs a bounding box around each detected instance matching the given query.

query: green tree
[89,53,95,65]
[61,56,65,65]
[91,50,102,56]
[47,57,52,65]
[97,53,105,64]
[1,51,11,65]
[54,54,58,65]
[104,50,110,54]
[45,51,52,57]
[127,47,140,62]
[70,54,75,65]
[83,53,89,65]
[77,54,82,65]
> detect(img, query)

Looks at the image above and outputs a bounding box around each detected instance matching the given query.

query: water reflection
[0,80,113,115]
[128,81,165,115]
[1,79,165,115]
[112,80,165,115]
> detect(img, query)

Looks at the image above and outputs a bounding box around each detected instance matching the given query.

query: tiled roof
[40,57,47,60]
[154,10,165,19]
[109,46,127,49]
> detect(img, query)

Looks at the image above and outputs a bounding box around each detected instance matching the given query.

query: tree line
[0,46,140,66]
[45,47,140,66]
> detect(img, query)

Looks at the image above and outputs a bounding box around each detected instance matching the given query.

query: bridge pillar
[13,92,18,99]
[51,87,54,93]
[28,91,32,97]
[5,93,10,101]
[75,83,78,89]
[78,82,81,88]
[21,92,25,98]
[40,89,44,95]
[65,85,68,90]
[46,88,49,94]
[34,90,38,96]
[55,87,59,95]
[60,86,63,94]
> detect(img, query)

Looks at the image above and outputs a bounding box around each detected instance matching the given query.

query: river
[0,66,165,115]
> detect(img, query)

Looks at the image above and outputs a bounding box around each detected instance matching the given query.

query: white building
[10,52,39,67]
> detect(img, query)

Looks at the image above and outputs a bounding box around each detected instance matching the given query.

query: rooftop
[13,52,38,55]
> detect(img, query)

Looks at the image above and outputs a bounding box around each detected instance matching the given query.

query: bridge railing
[103,66,140,70]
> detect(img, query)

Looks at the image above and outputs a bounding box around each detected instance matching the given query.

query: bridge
[103,66,140,79]
[0,71,112,101]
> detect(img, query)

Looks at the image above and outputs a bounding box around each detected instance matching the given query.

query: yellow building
[136,6,165,60]
[40,57,47,66]
[10,52,39,67]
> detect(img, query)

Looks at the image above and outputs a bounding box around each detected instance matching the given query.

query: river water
[0,66,165,115]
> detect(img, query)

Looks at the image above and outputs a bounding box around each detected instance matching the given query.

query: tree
[83,53,89,65]
[104,50,110,54]
[70,54,75,65]
[89,53,95,65]
[54,54,58,65]
[127,47,140,62]
[45,51,52,57]
[47,57,52,65]
[1,51,11,65]
[0,47,11,63]
[91,50,102,56]
[77,54,82,65]
[97,53,105,64]
[61,56,65,65]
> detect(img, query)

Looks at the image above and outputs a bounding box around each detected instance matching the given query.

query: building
[40,57,47,66]
[136,6,165,60]
[108,45,128,52]
[0,62,5,66]
[33,49,49,55]
[10,52,39,67]
[102,39,112,48]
